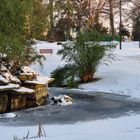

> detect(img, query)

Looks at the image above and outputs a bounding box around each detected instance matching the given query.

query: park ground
[1,41,140,140]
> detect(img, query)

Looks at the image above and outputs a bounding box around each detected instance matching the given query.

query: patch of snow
[36,76,54,84]
[51,95,73,106]
[20,73,34,76]
[0,75,9,83]
[31,41,66,76]
[2,72,20,83]
[0,65,8,72]
[25,76,54,85]
[0,113,17,119]
[0,84,20,91]
[12,87,35,94]
[21,66,38,75]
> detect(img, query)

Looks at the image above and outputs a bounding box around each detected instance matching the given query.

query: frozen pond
[0,87,140,126]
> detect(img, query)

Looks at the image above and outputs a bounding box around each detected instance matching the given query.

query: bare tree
[108,0,115,39]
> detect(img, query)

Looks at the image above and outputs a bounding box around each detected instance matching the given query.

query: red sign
[39,49,53,54]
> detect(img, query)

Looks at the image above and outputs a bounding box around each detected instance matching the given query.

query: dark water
[0,87,140,126]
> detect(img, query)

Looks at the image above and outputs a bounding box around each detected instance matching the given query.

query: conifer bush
[0,0,45,74]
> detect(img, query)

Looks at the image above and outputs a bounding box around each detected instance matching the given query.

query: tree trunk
[80,71,94,82]
[49,0,54,34]
[66,0,71,40]
[109,0,115,40]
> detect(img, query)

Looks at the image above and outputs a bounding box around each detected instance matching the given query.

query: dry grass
[13,124,46,140]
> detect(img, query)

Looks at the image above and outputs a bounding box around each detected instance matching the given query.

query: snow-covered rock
[12,87,35,94]
[0,65,20,83]
[50,95,73,106]
[0,65,8,72]
[0,84,20,91]
[2,72,20,83]
[25,76,54,85]
[0,75,9,84]
[21,66,38,75]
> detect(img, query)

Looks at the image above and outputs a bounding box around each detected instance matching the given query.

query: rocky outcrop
[0,65,54,113]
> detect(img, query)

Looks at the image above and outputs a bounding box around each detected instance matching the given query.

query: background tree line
[44,0,140,41]
[0,0,140,74]
[1,0,140,42]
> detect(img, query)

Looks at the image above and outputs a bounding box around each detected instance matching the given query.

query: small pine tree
[0,0,45,73]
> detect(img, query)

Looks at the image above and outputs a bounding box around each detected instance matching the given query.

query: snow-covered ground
[1,114,140,140]
[32,41,140,98]
[80,41,140,99]
[31,41,66,76]
[1,41,140,140]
